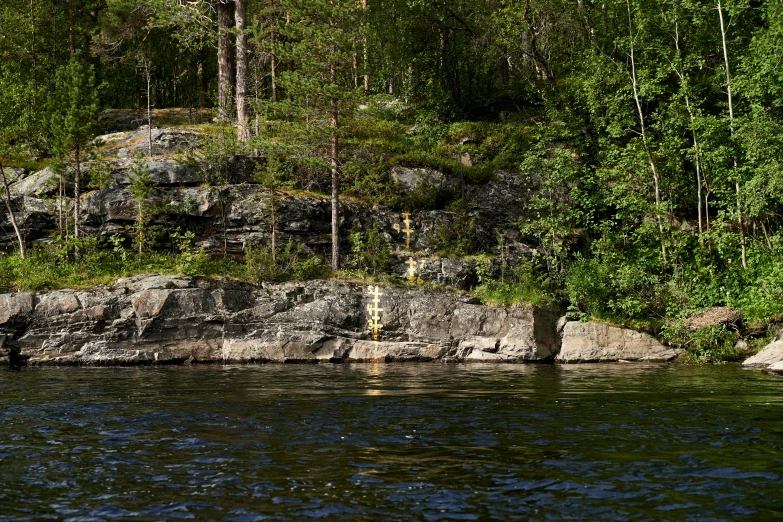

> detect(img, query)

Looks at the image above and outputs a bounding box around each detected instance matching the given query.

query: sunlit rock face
[743,339,783,369]
[557,321,682,363]
[0,275,563,366]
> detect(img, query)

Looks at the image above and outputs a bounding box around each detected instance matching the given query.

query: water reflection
[1,363,782,520]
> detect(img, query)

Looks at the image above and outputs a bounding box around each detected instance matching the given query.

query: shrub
[349,223,392,275]
[245,238,328,283]
[474,257,557,307]
[661,323,742,364]
[428,199,476,256]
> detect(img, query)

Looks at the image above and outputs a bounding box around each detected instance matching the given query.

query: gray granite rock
[742,340,783,368]
[391,166,449,192]
[557,320,682,363]
[0,276,560,366]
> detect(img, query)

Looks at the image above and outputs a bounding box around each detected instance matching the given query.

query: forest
[2,0,783,359]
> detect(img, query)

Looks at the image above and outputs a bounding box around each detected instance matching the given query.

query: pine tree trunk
[67,0,74,54]
[59,168,63,237]
[270,187,276,265]
[197,61,205,108]
[235,0,248,141]
[0,162,25,259]
[146,63,153,158]
[30,0,36,109]
[217,1,236,122]
[270,15,278,102]
[330,61,340,271]
[286,11,293,103]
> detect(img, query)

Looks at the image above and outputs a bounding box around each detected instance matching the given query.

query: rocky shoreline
[0,274,683,367]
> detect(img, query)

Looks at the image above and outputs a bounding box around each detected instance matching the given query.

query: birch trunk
[627,0,667,263]
[74,143,81,244]
[235,0,249,141]
[0,162,25,258]
[672,20,705,234]
[717,0,747,269]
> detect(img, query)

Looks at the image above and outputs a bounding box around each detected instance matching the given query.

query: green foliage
[564,252,665,322]
[293,255,329,281]
[128,154,156,254]
[661,323,743,364]
[0,245,244,292]
[348,223,392,275]
[517,124,586,274]
[47,51,99,158]
[244,238,328,283]
[473,256,557,307]
[170,228,212,276]
[87,149,113,191]
[428,199,477,256]
[189,123,244,185]
[6,0,783,360]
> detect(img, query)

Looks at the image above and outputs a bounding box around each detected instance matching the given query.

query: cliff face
[0,275,561,366]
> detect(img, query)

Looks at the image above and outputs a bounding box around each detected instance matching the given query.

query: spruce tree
[48,50,99,244]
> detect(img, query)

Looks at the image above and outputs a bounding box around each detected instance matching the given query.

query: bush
[564,253,665,321]
[473,256,556,306]
[245,238,328,283]
[428,199,476,256]
[349,223,392,275]
[293,256,329,280]
[661,323,742,364]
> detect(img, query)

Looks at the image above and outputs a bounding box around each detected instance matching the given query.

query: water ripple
[1,363,783,519]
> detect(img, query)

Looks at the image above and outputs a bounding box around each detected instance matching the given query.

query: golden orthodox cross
[366,285,384,341]
[393,212,414,249]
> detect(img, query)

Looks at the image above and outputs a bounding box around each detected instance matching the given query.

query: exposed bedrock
[0,275,684,367]
[742,338,783,370]
[0,275,557,366]
[557,321,682,363]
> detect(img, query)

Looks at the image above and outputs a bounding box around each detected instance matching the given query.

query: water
[1,363,782,521]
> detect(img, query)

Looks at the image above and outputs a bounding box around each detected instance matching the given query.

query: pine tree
[277,0,360,270]
[48,50,99,245]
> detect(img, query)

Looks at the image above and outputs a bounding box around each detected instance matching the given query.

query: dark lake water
[1,363,783,521]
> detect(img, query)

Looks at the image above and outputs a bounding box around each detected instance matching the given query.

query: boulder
[2,167,27,184]
[146,127,201,155]
[742,340,783,368]
[93,131,132,146]
[391,166,448,192]
[109,126,202,157]
[99,109,150,133]
[389,255,477,289]
[557,320,682,363]
[767,361,783,374]
[466,170,530,222]
[10,167,59,197]
[111,159,201,186]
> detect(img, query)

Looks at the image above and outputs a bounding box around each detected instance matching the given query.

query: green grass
[472,281,557,307]
[1,157,50,173]
[0,250,245,291]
